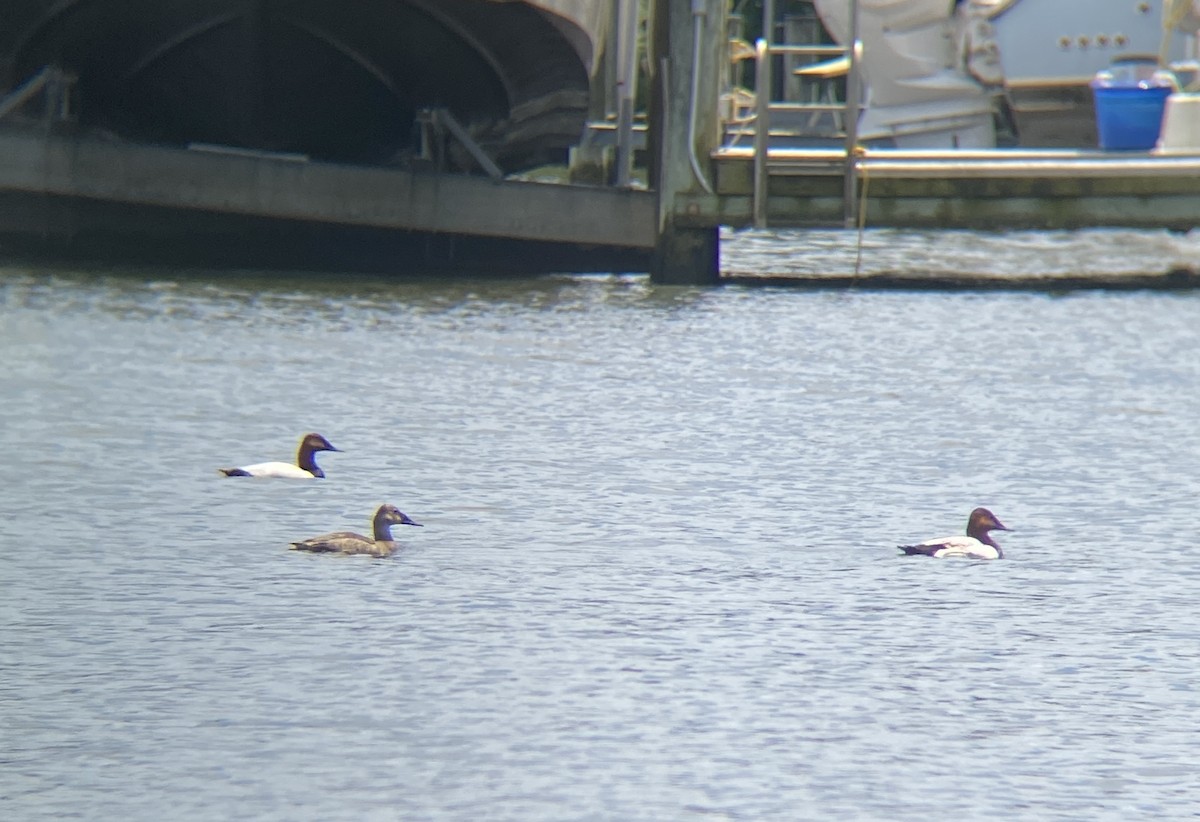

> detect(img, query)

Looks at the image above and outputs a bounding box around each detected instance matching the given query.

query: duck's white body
[219,432,340,480]
[899,508,1011,560]
[906,535,1000,560]
[229,460,320,479]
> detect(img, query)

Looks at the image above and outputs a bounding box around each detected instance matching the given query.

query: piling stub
[648,0,726,285]
[568,143,614,185]
[652,223,719,285]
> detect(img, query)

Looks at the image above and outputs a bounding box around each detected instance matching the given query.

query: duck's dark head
[376,504,423,529]
[301,432,340,453]
[966,507,1010,540]
[295,433,340,477]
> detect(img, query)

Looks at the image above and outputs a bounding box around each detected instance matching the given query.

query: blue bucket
[1092,85,1172,150]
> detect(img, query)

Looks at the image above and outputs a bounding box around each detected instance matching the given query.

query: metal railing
[0,65,76,124]
[752,3,862,229]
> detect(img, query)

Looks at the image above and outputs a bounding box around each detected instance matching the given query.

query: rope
[853,148,869,280]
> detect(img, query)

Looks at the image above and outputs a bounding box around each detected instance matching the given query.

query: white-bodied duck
[290,504,423,558]
[899,507,1012,560]
[219,432,340,479]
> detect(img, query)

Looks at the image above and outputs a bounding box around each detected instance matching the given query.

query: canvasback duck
[219,432,340,479]
[898,507,1012,560]
[289,504,423,558]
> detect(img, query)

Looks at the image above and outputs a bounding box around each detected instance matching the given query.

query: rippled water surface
[4,230,1200,820]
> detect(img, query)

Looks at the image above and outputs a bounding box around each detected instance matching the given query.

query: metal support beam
[434,108,504,180]
[614,0,641,187]
[0,66,72,122]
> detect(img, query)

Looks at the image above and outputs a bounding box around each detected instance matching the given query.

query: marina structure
[1,0,1199,285]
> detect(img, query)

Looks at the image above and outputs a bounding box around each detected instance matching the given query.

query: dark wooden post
[648,0,725,285]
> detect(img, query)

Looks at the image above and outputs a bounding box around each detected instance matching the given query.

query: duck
[898,507,1012,560]
[219,432,340,479]
[290,504,423,558]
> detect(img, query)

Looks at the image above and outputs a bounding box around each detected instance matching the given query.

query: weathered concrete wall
[0,126,656,271]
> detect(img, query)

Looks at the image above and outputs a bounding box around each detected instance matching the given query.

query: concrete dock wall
[0,127,656,271]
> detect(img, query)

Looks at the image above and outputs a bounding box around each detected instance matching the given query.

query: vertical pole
[649,0,725,285]
[752,0,775,229]
[762,0,776,99]
[42,68,60,127]
[603,1,619,118]
[615,0,640,187]
[752,38,769,229]
[842,0,861,228]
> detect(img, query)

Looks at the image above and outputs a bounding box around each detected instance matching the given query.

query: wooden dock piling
[648,0,726,285]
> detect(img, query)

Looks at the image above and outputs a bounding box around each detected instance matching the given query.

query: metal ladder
[751,1,861,229]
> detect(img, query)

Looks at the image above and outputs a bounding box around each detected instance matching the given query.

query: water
[3,229,1200,820]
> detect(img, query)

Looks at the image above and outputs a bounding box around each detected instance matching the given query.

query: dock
[0,126,657,274]
[1,0,1199,285]
[711,148,1200,233]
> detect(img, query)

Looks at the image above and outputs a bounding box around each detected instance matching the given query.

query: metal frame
[0,65,75,124]
[752,1,861,229]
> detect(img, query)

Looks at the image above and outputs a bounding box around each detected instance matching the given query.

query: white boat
[789,0,1200,148]
[982,0,1200,145]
